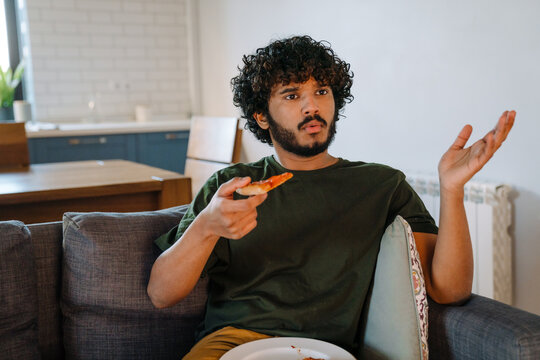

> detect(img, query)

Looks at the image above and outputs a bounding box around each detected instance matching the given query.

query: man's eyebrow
[278,86,299,95]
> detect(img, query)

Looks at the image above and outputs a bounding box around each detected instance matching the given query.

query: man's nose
[301,95,319,116]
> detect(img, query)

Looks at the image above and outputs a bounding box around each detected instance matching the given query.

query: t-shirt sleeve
[153,208,196,252]
[388,172,439,234]
[153,171,221,252]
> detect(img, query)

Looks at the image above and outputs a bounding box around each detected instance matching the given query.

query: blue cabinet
[136,131,189,173]
[29,134,137,164]
[28,130,189,173]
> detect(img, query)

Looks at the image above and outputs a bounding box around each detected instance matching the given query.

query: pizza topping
[235,172,293,196]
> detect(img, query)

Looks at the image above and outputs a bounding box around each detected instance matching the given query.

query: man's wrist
[192,211,221,244]
[439,184,465,201]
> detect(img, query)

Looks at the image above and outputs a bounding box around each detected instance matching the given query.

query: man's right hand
[199,177,268,240]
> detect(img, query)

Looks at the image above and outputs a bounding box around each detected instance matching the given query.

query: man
[147,35,515,359]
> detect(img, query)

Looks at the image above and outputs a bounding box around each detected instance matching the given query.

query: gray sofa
[1,205,539,359]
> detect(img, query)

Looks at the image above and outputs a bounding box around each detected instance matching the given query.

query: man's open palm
[438,110,516,193]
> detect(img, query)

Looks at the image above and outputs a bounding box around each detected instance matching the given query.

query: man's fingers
[493,111,508,141]
[217,176,252,197]
[223,209,259,239]
[483,131,496,160]
[227,219,259,240]
[501,110,516,143]
[225,192,268,212]
[450,124,473,150]
[205,177,270,240]
[248,192,268,207]
[492,110,510,145]
[493,110,516,149]
[238,220,258,239]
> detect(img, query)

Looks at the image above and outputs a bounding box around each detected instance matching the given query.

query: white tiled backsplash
[24,0,191,122]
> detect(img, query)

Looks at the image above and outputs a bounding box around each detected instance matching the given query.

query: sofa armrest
[428,294,540,359]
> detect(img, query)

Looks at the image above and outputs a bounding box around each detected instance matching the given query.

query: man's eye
[318,89,329,95]
[285,94,297,100]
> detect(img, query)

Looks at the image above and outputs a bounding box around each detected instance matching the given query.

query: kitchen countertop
[25,119,191,138]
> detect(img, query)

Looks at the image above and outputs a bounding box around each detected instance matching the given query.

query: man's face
[260,77,337,157]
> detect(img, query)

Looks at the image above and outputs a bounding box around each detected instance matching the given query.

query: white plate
[221,337,356,360]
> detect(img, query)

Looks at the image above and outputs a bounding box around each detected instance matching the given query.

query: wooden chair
[0,122,30,169]
[184,116,242,199]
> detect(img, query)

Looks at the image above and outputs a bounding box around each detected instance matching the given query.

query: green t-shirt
[155,156,438,352]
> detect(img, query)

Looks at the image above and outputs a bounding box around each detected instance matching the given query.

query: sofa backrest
[61,205,208,360]
[1,205,209,360]
[0,220,40,360]
[28,221,64,360]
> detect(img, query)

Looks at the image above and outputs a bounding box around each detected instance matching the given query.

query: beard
[266,112,338,157]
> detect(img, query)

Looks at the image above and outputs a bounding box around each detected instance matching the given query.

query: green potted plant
[0,60,25,121]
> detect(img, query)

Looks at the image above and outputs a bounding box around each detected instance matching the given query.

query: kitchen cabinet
[29,134,137,164]
[28,130,190,173]
[136,131,189,174]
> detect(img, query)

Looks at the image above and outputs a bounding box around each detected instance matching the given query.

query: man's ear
[254,112,269,130]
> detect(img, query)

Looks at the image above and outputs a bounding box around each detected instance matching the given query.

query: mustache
[297,114,328,130]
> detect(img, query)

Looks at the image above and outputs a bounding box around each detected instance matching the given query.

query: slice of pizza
[236,172,293,196]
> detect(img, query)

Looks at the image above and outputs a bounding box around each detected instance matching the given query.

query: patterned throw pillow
[358,215,429,360]
[404,218,429,359]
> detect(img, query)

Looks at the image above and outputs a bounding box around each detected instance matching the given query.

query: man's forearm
[430,111,515,302]
[430,187,474,303]
[147,178,267,309]
[147,214,219,309]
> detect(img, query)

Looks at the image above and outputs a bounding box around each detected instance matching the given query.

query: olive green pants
[182,326,273,360]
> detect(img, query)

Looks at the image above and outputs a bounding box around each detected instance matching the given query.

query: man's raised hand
[438,110,516,194]
[199,177,268,240]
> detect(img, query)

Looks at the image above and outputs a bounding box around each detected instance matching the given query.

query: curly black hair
[231,35,354,145]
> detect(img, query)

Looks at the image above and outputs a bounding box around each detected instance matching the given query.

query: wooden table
[0,160,192,224]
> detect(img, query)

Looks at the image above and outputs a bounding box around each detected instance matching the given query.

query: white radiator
[406,175,513,305]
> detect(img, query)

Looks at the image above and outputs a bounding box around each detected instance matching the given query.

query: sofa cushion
[358,215,428,359]
[0,221,40,360]
[429,294,540,359]
[28,221,64,360]
[61,206,209,360]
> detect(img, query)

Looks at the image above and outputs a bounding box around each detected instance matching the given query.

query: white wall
[195,0,540,315]
[24,0,191,122]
